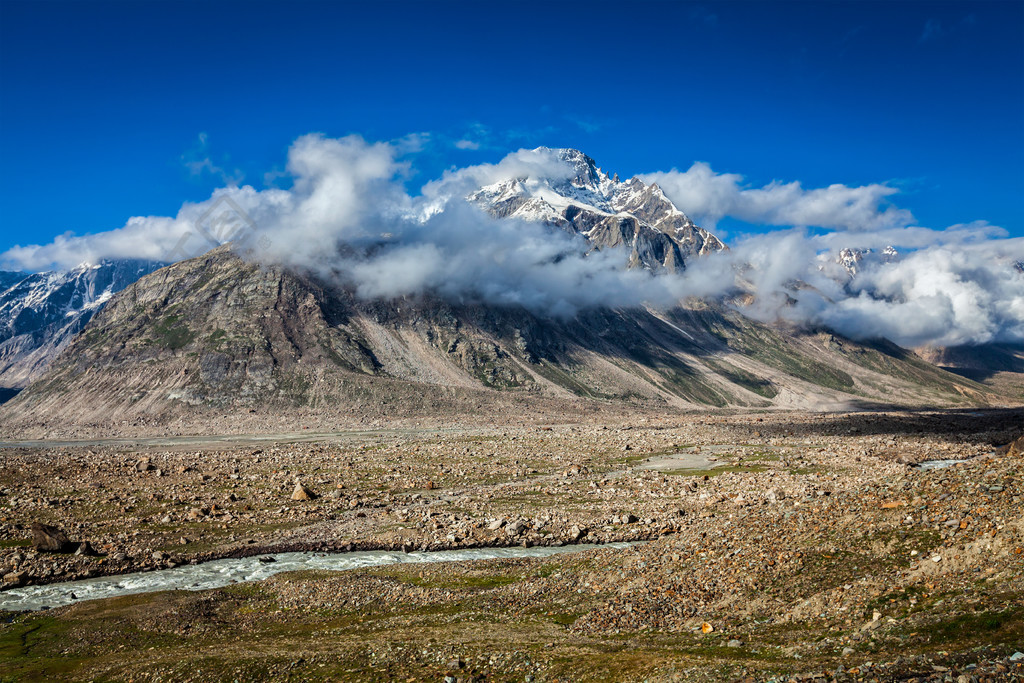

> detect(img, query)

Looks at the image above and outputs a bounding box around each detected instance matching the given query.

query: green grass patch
[905,606,1024,649]
[151,314,196,350]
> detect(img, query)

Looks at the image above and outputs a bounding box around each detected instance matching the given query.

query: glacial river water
[0,543,633,612]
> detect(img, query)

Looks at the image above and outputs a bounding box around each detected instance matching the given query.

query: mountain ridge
[0,246,998,438]
[0,259,163,389]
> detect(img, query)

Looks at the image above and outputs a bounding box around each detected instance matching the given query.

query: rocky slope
[0,410,1021,681]
[0,247,998,436]
[0,260,162,389]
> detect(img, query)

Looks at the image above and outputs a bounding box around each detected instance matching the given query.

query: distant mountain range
[0,260,162,388]
[0,149,1016,432]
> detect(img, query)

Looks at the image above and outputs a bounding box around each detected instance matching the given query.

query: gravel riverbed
[1,408,1022,681]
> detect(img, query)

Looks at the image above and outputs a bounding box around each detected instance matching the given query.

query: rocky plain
[1,407,1021,682]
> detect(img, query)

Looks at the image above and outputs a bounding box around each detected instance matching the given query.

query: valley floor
[1,409,1022,681]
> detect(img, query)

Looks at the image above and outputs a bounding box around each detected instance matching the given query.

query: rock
[1010,652,1024,661]
[487,518,506,531]
[3,570,27,586]
[30,522,72,552]
[842,647,855,656]
[152,551,168,561]
[622,513,638,524]
[291,483,317,501]
[701,622,714,634]
[258,556,276,563]
[727,639,744,648]
[74,541,96,556]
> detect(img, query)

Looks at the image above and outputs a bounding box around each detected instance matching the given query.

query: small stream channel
[0,543,633,612]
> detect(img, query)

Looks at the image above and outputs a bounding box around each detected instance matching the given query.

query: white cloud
[821,241,1024,347]
[641,162,914,231]
[2,135,1020,347]
[454,139,481,150]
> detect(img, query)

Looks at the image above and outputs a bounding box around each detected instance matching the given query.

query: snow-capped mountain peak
[0,259,164,388]
[836,246,901,276]
[469,148,724,272]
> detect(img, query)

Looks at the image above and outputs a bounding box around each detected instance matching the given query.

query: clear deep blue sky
[1,0,1022,257]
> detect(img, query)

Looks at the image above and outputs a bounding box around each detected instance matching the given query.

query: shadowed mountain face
[915,343,1024,401]
[0,248,997,433]
[0,260,164,388]
[916,343,1024,380]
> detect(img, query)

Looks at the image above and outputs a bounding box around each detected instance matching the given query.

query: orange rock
[701,622,714,634]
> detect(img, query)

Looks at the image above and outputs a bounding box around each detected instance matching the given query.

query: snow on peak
[467,147,725,270]
[836,245,901,276]
[471,148,700,231]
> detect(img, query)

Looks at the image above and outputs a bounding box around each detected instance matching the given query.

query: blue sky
[1,0,1022,261]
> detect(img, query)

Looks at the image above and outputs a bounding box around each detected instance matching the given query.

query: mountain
[835,246,899,277]
[0,148,1011,433]
[469,148,725,272]
[0,271,27,291]
[915,343,1024,400]
[0,259,163,390]
[0,247,997,436]
[0,148,723,392]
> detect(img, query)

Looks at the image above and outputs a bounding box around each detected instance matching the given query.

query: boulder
[30,522,72,552]
[3,570,27,586]
[74,541,96,556]
[291,483,317,501]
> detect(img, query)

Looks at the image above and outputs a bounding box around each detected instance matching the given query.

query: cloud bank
[640,163,913,231]
[2,134,1021,349]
